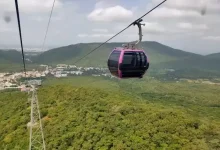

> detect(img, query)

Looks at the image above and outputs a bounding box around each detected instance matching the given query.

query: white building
[70,71,83,75]
[61,74,67,77]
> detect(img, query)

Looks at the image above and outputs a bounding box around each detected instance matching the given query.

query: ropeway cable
[73,0,167,64]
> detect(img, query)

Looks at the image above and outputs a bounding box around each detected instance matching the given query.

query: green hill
[0,77,220,149]
[33,41,201,66]
[0,50,22,63]
[154,55,220,72]
[32,41,220,78]
[33,41,220,71]
[206,52,220,59]
[1,42,220,78]
[0,50,44,72]
[0,50,24,72]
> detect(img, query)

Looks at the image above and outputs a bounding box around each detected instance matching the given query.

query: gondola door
[108,50,121,77]
[120,51,138,78]
[119,51,148,78]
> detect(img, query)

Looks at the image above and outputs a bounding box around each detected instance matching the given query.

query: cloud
[0,20,15,33]
[178,22,208,30]
[151,0,220,16]
[78,34,89,38]
[78,33,114,38]
[0,0,62,14]
[149,7,201,18]
[90,34,114,38]
[92,29,109,33]
[0,28,13,33]
[204,36,220,41]
[142,22,166,34]
[31,16,44,22]
[87,5,133,22]
[166,0,220,12]
[94,0,120,9]
[178,22,193,29]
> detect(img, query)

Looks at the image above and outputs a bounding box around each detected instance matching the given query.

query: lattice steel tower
[28,83,46,150]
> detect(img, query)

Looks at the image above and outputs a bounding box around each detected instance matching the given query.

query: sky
[0,0,220,55]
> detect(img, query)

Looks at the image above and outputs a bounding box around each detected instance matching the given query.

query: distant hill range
[206,52,220,59]
[0,49,22,63]
[0,41,220,78]
[32,41,200,65]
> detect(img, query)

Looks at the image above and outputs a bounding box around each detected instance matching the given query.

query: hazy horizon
[0,40,219,55]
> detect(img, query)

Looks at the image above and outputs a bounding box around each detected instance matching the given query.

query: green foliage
[38,85,220,149]
[1,77,220,149]
[0,63,41,72]
[153,68,220,80]
[0,91,29,149]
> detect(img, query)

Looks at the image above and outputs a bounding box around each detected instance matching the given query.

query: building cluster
[0,64,115,91]
[49,64,114,78]
[0,69,47,91]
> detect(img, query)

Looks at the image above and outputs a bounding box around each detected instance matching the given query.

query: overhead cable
[14,0,56,74]
[41,0,56,51]
[14,0,26,74]
[73,0,167,64]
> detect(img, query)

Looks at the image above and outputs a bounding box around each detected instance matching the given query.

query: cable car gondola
[107,19,149,78]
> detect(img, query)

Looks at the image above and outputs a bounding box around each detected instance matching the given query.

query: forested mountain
[0,50,22,63]
[1,42,220,78]
[33,41,220,72]
[206,52,220,59]
[0,50,40,72]
[33,41,201,66]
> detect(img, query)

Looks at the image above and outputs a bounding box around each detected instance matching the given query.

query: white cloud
[78,33,114,38]
[167,0,220,11]
[178,22,193,29]
[154,0,205,8]
[31,16,44,22]
[90,34,114,38]
[0,20,15,33]
[204,36,220,41]
[151,0,220,15]
[92,29,109,33]
[94,0,120,9]
[78,34,89,38]
[0,0,62,13]
[178,22,208,30]
[87,5,133,22]
[142,22,166,34]
[150,7,201,18]
[0,28,13,33]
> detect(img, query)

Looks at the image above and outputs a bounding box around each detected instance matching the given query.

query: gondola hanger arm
[133,19,145,45]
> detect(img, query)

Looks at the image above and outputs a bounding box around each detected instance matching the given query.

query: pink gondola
[107,19,149,78]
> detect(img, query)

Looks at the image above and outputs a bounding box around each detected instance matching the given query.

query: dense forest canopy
[0,77,219,149]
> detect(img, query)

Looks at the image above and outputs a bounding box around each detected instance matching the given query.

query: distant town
[0,64,115,91]
[1,64,220,92]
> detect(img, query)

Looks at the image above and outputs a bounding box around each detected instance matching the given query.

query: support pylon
[28,85,46,150]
